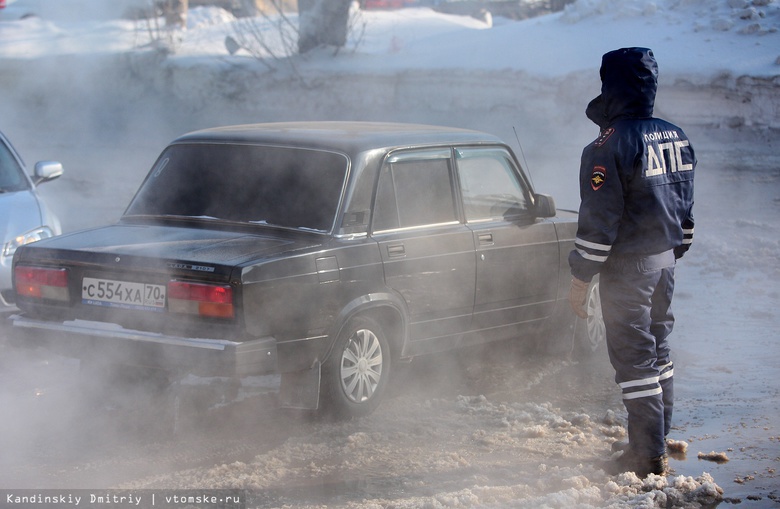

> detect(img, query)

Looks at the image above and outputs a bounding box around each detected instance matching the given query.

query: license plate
[82,277,166,311]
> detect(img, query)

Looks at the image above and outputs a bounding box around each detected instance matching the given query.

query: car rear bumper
[9,314,278,378]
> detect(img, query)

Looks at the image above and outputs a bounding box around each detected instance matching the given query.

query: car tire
[321,315,391,419]
[576,277,606,355]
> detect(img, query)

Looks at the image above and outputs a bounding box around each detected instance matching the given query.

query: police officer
[568,47,695,477]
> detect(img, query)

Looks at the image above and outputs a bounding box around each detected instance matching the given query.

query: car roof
[173,121,505,154]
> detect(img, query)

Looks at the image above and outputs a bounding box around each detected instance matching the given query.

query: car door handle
[387,244,406,257]
[478,233,494,245]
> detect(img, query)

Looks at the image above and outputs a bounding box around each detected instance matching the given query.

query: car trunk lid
[13,223,323,335]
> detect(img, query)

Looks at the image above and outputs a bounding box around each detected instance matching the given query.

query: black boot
[611,440,629,453]
[608,449,667,477]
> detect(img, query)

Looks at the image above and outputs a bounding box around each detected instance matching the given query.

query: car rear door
[455,146,559,342]
[371,149,476,352]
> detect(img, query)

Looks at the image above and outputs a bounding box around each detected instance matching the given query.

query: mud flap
[278,361,321,410]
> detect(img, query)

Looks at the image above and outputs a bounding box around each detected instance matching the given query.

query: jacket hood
[586,47,658,129]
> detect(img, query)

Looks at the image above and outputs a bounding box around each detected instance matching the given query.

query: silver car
[0,130,63,310]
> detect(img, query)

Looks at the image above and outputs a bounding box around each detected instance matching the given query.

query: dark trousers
[600,249,676,458]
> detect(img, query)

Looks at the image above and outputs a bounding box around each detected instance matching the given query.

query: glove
[674,245,688,259]
[569,277,589,319]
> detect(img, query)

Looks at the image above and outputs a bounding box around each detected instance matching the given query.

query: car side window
[373,150,457,231]
[455,147,530,222]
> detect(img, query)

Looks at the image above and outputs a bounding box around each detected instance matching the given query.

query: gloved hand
[569,277,589,319]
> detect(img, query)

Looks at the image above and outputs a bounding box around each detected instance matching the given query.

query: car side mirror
[33,161,64,185]
[534,193,556,218]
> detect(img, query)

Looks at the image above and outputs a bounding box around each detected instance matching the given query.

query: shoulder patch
[591,166,606,191]
[594,127,615,147]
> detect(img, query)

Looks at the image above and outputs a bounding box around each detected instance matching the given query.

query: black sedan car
[11,122,603,417]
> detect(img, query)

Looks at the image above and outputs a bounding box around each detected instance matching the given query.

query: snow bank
[2,0,779,146]
[561,0,780,34]
[120,395,724,508]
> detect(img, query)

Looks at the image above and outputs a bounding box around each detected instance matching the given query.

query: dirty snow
[1,0,779,507]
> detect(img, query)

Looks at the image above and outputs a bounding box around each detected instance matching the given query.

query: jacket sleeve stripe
[574,237,613,252]
[574,236,612,263]
[575,249,609,262]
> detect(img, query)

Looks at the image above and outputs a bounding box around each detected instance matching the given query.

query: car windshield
[124,143,349,233]
[0,137,30,193]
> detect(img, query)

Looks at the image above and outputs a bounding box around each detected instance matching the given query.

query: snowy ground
[1,0,779,507]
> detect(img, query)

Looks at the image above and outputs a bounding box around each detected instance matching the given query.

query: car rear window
[124,143,349,233]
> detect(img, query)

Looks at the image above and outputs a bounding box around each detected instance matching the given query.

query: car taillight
[14,266,69,302]
[168,281,234,319]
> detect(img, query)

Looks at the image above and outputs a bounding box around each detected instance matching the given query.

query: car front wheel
[322,315,391,419]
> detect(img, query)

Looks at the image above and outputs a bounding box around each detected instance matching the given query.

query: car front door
[371,149,476,354]
[455,146,559,342]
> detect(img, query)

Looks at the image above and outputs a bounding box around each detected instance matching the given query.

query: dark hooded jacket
[569,47,696,282]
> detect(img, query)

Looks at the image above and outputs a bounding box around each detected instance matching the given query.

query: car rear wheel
[579,278,606,354]
[322,315,390,419]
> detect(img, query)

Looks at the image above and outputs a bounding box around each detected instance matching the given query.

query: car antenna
[512,126,535,189]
